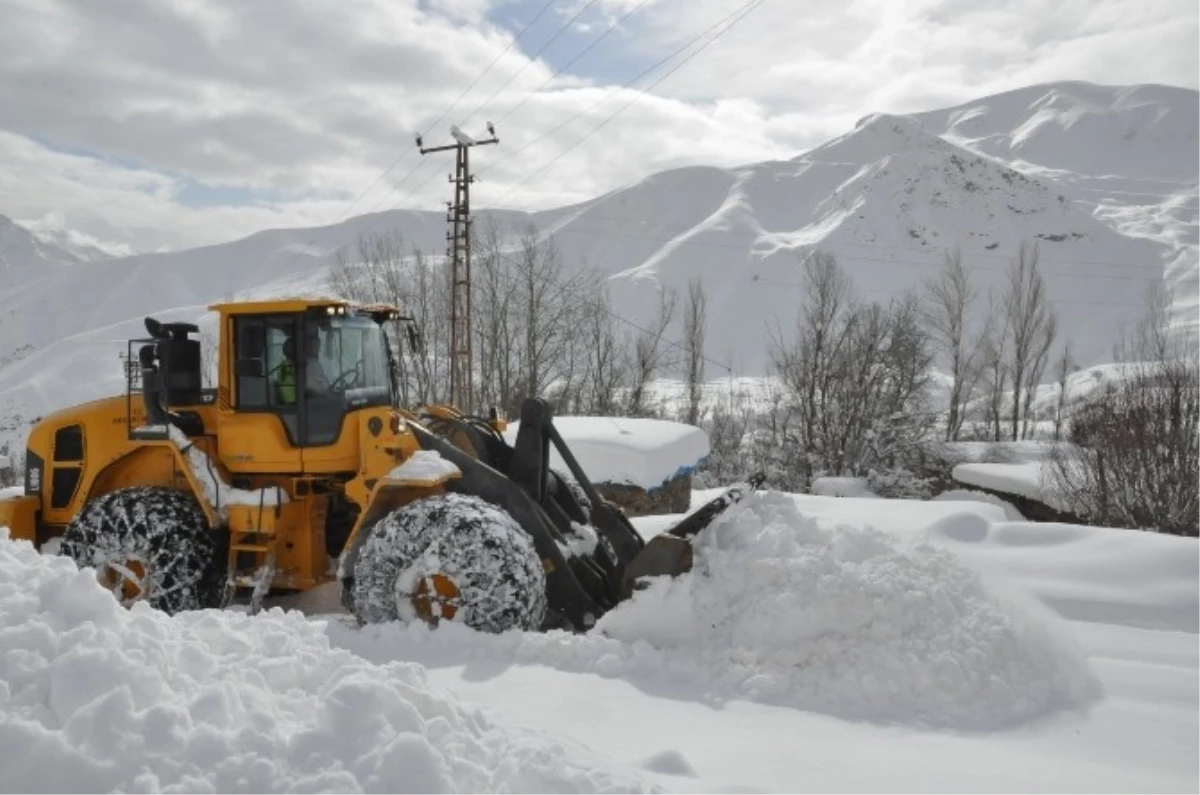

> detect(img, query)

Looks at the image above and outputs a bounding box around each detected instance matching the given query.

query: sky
[0,0,1196,251]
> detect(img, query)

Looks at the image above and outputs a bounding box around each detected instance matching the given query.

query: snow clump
[0,530,651,793]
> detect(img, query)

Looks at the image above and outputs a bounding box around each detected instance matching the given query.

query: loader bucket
[619,473,765,599]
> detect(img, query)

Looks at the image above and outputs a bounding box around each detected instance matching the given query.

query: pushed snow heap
[601,492,1102,729]
[0,531,651,793]
[340,492,1103,732]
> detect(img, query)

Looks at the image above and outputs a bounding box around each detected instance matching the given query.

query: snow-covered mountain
[912,81,1198,327]
[0,214,95,268]
[0,81,1195,450]
[19,210,187,259]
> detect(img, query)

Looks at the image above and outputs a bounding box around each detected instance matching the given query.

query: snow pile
[502,416,709,491]
[0,531,651,793]
[387,450,461,482]
[597,493,1101,728]
[334,493,1101,731]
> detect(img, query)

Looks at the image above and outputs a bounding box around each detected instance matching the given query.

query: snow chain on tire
[59,486,223,614]
[350,493,547,633]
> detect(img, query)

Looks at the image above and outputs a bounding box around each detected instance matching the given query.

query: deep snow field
[1,484,1196,793]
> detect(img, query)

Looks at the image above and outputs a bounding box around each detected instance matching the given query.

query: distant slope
[0,214,86,268]
[912,81,1198,331]
[914,81,1198,182]
[541,105,1173,373]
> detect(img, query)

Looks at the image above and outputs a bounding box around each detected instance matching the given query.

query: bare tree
[472,217,518,412]
[771,252,934,487]
[978,293,1010,441]
[770,250,856,485]
[1053,340,1074,442]
[627,287,678,417]
[1003,242,1057,441]
[580,285,629,415]
[1048,284,1198,535]
[507,226,597,413]
[683,278,708,426]
[922,249,989,440]
[329,230,448,406]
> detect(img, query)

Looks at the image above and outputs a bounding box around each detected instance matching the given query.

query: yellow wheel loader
[0,298,761,631]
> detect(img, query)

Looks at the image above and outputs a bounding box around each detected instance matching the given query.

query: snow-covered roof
[951,460,1076,513]
[502,416,710,491]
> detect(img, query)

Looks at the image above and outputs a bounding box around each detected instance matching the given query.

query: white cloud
[0,0,1194,249]
[611,0,1198,125]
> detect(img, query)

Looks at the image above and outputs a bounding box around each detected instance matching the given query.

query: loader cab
[214,300,399,449]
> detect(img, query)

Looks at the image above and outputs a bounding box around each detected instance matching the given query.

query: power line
[474,0,770,186]
[407,3,752,206]
[264,1,557,278]
[477,0,768,208]
[423,0,557,139]
[292,0,617,265]
[489,0,653,128]
[459,0,602,132]
[323,0,760,260]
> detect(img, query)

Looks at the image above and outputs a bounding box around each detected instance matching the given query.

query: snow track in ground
[332,493,1102,731]
[0,531,651,793]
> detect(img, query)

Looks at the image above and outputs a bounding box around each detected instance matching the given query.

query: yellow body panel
[12,296,436,598]
[24,395,220,529]
[217,411,304,472]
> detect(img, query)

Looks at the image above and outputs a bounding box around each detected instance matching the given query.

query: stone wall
[596,471,692,517]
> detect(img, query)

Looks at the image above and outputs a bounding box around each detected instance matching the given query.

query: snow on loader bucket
[339,398,766,634]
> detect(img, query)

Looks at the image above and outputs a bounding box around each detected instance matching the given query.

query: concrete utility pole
[418,123,498,414]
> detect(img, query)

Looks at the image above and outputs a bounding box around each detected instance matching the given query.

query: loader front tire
[350,493,547,633]
[59,486,222,614]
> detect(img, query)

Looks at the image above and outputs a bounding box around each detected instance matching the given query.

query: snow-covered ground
[2,485,1196,792]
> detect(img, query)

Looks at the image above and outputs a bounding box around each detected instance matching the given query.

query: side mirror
[236,358,265,378]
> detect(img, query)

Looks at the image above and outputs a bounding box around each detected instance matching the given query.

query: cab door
[218,315,303,473]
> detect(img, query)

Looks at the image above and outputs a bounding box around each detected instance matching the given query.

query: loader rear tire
[350,493,547,633]
[59,486,222,615]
